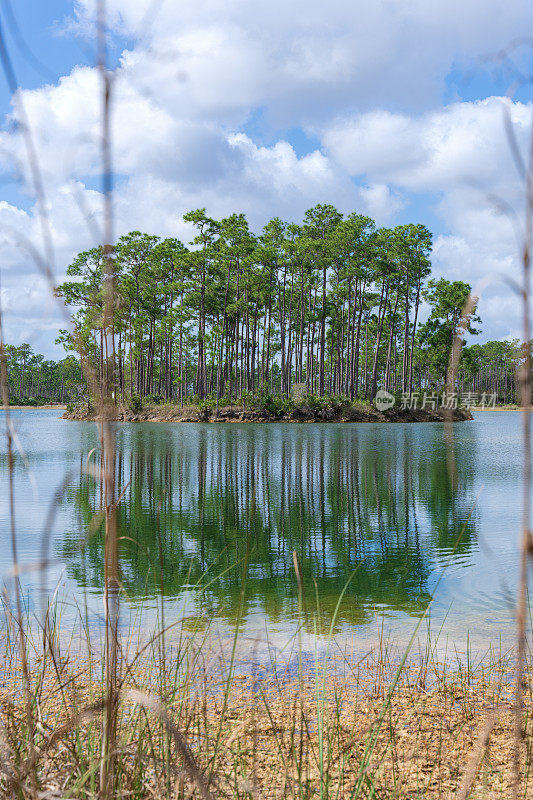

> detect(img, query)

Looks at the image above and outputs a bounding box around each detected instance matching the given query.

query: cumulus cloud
[70,0,533,123]
[357,184,406,223]
[323,99,532,192]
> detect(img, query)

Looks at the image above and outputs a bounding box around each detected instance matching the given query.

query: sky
[1,0,533,357]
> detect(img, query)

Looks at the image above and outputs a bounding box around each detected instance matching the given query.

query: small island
[63,397,473,423]
[5,210,517,421]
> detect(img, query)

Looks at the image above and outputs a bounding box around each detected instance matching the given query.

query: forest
[3,344,81,404]
[5,204,522,406]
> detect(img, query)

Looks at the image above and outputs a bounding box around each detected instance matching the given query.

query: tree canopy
[47,204,525,406]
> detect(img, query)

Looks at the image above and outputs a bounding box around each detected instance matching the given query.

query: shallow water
[0,409,526,659]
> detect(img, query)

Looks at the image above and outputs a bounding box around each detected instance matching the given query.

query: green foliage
[459,338,522,403]
[128,393,143,413]
[48,203,532,407]
[10,396,41,406]
[3,344,83,404]
[418,278,481,383]
[197,397,216,414]
[54,205,444,406]
[247,389,293,418]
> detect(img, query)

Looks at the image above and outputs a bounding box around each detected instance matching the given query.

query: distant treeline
[3,344,81,404]
[46,205,522,405]
[458,340,522,405]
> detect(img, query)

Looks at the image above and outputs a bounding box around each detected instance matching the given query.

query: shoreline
[63,403,473,424]
[2,404,67,410]
[0,634,523,798]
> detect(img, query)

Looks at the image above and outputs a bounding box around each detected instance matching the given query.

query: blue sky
[0,0,131,92]
[1,0,533,355]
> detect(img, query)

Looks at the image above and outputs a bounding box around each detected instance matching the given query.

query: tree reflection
[61,422,478,629]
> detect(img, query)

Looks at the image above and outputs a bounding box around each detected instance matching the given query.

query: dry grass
[1,621,532,800]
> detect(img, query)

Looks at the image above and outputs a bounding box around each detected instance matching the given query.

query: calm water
[0,410,526,657]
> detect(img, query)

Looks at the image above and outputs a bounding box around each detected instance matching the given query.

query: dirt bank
[64,402,473,424]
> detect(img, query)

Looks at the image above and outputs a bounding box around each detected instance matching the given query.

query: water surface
[0,410,524,658]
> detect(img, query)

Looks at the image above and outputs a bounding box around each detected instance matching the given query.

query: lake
[0,409,525,660]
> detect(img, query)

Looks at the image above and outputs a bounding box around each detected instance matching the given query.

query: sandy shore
[0,641,527,799]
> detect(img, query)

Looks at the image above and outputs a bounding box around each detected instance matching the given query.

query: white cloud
[322,98,533,339]
[69,0,533,124]
[357,184,406,223]
[323,98,531,194]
